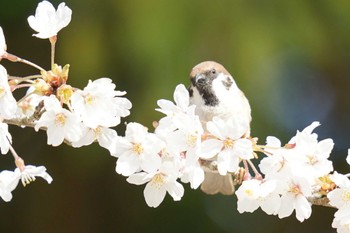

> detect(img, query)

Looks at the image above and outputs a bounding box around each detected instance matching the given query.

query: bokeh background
[1,0,350,232]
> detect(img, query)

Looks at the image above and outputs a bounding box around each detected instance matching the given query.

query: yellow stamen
[150,173,166,189]
[21,173,36,187]
[224,139,234,149]
[84,93,94,105]
[187,134,198,147]
[57,84,73,104]
[55,113,66,126]
[306,154,318,165]
[290,185,301,195]
[0,86,5,98]
[342,191,350,203]
[132,143,144,155]
[245,189,254,197]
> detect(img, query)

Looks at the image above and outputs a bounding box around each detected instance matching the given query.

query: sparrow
[188,61,251,195]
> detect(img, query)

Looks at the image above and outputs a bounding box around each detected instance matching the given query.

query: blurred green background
[1,0,350,232]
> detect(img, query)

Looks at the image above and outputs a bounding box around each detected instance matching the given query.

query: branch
[308,196,336,208]
[3,117,36,128]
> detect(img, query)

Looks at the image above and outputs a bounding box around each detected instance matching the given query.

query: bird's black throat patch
[189,70,221,106]
[188,86,193,97]
[197,85,219,106]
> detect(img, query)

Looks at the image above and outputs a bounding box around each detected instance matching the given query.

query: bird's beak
[195,74,207,85]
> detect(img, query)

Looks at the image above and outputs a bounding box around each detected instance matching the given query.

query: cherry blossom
[27,1,72,39]
[277,176,312,222]
[111,122,164,176]
[155,84,196,136]
[72,126,118,153]
[0,27,7,57]
[0,122,11,155]
[236,179,281,215]
[127,161,184,208]
[3,2,350,232]
[200,117,253,175]
[34,95,83,146]
[0,165,52,202]
[0,65,17,119]
[328,172,350,233]
[71,78,131,129]
[0,170,18,202]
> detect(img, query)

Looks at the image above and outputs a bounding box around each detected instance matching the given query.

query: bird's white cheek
[211,74,238,100]
[190,88,213,121]
[190,88,205,106]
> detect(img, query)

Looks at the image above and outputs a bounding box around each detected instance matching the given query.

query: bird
[188,61,251,195]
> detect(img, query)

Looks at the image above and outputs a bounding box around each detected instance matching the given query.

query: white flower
[332,206,350,233]
[277,176,312,222]
[158,114,204,189]
[200,117,253,175]
[164,114,203,155]
[156,84,195,116]
[328,172,350,209]
[71,78,131,128]
[34,95,83,146]
[289,121,334,179]
[259,136,290,180]
[179,153,204,189]
[328,172,350,233]
[259,182,282,216]
[127,161,184,208]
[257,122,336,223]
[0,65,17,119]
[0,170,18,202]
[333,216,350,233]
[111,122,164,176]
[236,179,263,213]
[0,26,7,57]
[346,149,350,166]
[260,121,334,191]
[16,165,53,187]
[0,165,52,202]
[236,179,281,215]
[259,151,290,180]
[0,122,11,155]
[27,1,72,39]
[155,84,196,136]
[17,93,44,118]
[72,126,117,153]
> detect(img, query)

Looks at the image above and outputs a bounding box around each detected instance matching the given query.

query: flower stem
[247,159,263,180]
[11,83,34,92]
[8,74,42,81]
[307,196,335,208]
[4,52,45,71]
[8,144,25,171]
[49,36,57,69]
[242,160,251,180]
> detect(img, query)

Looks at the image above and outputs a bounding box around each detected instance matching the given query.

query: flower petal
[127,172,150,185]
[200,139,222,159]
[166,181,184,201]
[144,182,166,208]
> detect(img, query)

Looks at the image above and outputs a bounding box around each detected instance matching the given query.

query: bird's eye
[211,69,216,74]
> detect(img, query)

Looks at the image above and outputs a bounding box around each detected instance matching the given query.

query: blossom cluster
[328,162,350,233]
[1,1,350,233]
[107,83,254,207]
[0,1,131,201]
[236,122,334,222]
[112,83,350,232]
[112,84,254,207]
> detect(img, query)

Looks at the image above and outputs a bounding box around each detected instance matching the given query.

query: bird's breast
[190,86,251,128]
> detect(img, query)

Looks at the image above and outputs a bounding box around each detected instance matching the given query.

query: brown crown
[189,61,231,79]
